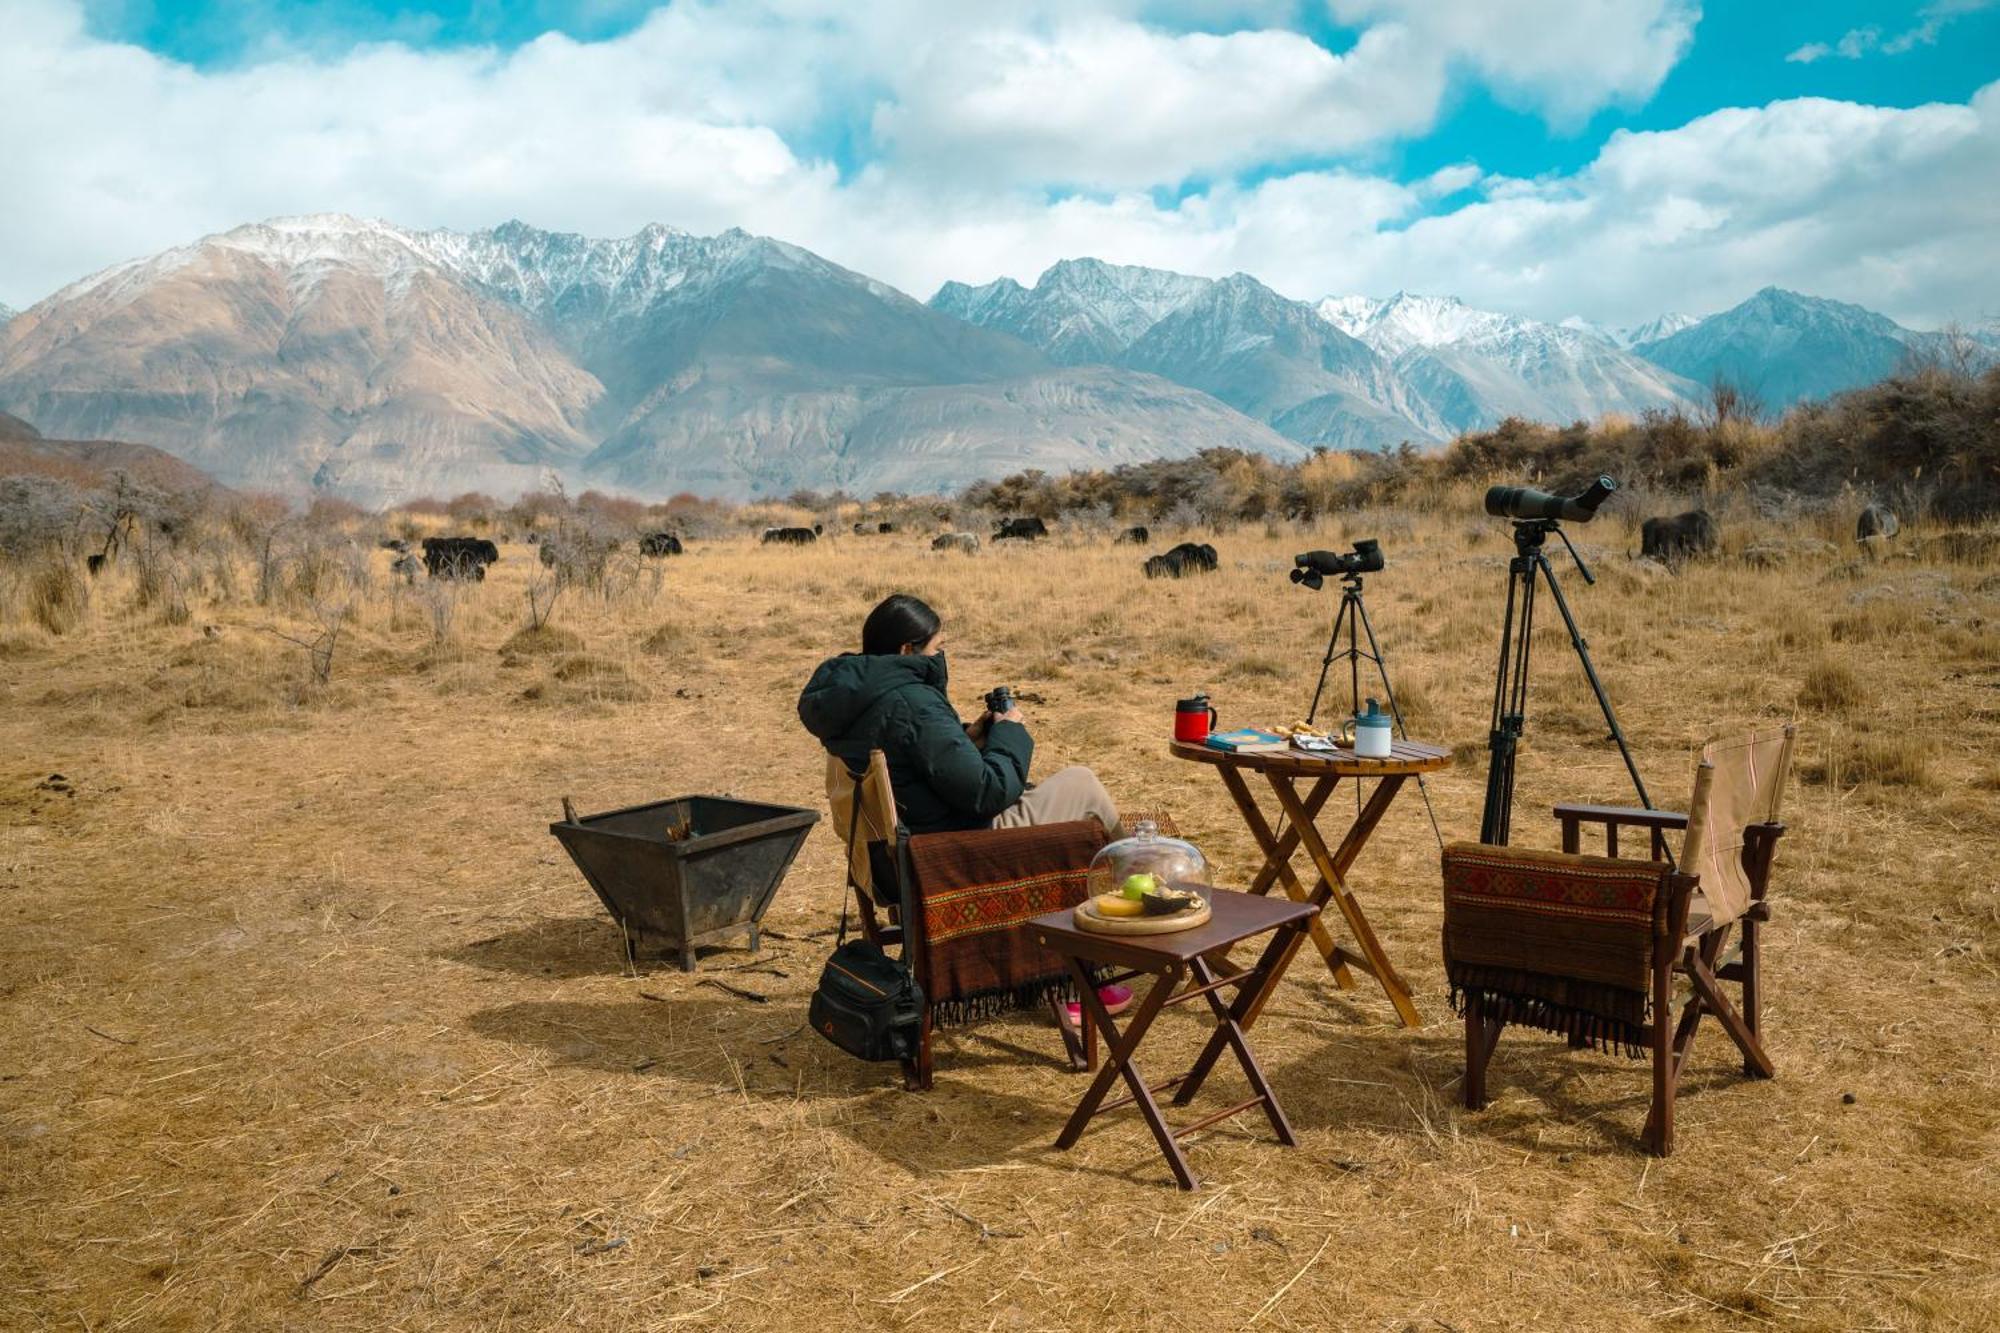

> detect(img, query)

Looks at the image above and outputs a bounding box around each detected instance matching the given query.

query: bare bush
[267,595,352,689]
[28,559,88,635]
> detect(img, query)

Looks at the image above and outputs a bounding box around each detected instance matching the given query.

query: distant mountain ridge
[1,214,1987,502]
[1629,287,1991,406]
[934,266,1703,444]
[0,215,1301,502]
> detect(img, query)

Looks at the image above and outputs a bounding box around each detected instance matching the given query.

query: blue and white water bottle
[1353,698,1393,758]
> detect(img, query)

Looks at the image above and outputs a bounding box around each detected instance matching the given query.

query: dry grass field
[3,502,1998,1331]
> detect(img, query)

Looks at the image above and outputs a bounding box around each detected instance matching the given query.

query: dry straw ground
[2,502,1997,1331]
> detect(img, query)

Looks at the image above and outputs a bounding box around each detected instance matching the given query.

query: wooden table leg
[1172,920,1307,1150]
[1216,767,1356,994]
[1234,772,1336,897]
[1054,956,1196,1190]
[1268,773,1423,1029]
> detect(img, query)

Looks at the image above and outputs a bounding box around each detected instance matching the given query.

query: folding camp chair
[825,751,1103,1091]
[1441,726,1796,1155]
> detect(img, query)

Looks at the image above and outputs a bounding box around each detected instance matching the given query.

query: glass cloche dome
[1088,820,1211,907]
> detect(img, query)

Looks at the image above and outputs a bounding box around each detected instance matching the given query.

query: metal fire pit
[551,794,819,972]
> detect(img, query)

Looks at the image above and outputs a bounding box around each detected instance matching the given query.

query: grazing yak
[931,532,980,554]
[878,521,897,534]
[762,525,821,546]
[640,532,684,556]
[1640,510,1717,565]
[1144,541,1220,579]
[1115,525,1150,545]
[993,516,1049,541]
[1856,503,1900,543]
[422,536,500,580]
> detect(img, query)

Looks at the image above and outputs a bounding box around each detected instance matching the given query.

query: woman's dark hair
[862,593,941,656]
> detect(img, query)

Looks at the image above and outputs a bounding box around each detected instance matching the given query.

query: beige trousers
[991,765,1123,840]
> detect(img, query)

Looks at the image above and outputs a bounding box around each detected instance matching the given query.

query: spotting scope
[1484,475,1618,524]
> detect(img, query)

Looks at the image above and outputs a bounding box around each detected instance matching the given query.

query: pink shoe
[1064,984,1135,1028]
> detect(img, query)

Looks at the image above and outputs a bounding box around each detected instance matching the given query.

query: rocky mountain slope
[1119,275,1446,448]
[1320,292,1702,433]
[0,217,1295,502]
[0,411,226,493]
[1631,287,1991,406]
[932,259,1215,367]
[936,264,1704,444]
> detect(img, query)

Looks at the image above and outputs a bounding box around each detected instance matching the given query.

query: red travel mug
[1174,693,1218,742]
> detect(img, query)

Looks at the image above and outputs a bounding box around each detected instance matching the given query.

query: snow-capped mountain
[0,215,1301,500]
[1611,313,1699,348]
[1631,287,1993,406]
[931,259,1215,366]
[1319,292,1703,432]
[935,264,1706,444]
[1120,275,1447,448]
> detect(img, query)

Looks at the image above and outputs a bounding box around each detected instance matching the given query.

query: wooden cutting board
[1073,896,1213,936]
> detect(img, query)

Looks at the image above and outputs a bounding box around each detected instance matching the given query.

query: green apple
[1120,872,1157,901]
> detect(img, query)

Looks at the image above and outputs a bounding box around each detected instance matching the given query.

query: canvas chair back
[1680,725,1797,927]
[824,750,900,901]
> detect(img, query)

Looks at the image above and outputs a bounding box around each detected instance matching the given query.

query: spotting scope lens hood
[1484,475,1618,523]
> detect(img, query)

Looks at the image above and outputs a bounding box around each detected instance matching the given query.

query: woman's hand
[964,713,991,743]
[995,706,1026,726]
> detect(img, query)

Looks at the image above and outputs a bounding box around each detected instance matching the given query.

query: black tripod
[1480,519,1652,845]
[1307,572,1442,845]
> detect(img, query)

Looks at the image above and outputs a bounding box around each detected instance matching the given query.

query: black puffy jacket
[797,652,1032,835]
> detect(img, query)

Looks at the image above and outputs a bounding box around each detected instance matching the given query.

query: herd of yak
[384,503,1906,583]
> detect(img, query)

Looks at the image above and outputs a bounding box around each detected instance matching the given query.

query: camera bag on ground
[809,936,924,1063]
[809,784,924,1063]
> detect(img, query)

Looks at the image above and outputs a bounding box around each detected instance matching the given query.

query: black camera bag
[809,938,923,1063]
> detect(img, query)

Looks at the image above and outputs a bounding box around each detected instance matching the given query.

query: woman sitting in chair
[798,593,1124,839]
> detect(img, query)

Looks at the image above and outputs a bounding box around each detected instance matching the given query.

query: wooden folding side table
[1169,739,1450,1028]
[1031,889,1317,1191]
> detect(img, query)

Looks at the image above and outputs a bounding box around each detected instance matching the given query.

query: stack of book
[1203,727,1291,755]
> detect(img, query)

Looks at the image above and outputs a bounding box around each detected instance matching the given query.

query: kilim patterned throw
[1441,841,1670,1055]
[908,819,1109,1027]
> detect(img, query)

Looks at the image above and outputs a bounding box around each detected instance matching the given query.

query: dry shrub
[638,621,693,655]
[552,654,626,683]
[501,624,584,658]
[28,560,87,635]
[1767,602,1822,651]
[1830,598,1926,643]
[1798,658,1868,713]
[1803,732,1938,791]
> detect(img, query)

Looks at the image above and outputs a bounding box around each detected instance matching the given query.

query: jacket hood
[798,651,947,743]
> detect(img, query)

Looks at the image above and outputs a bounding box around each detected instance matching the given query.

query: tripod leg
[1350,594,1444,848]
[1480,561,1535,846]
[1533,554,1653,813]
[1305,596,1354,727]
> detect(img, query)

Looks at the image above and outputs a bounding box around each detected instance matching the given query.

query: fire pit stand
[551,794,819,972]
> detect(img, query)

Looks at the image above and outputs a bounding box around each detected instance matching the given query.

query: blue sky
[6,1,1999,326]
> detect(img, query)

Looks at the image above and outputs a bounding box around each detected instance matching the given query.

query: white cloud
[1328,0,1699,124]
[1786,0,1994,63]
[1,0,1995,332]
[875,20,1446,188]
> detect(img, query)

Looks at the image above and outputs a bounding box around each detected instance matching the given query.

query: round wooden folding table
[1169,738,1451,1028]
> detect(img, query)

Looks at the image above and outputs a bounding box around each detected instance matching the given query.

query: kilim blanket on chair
[1441,841,1670,1055]
[907,819,1109,1027]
